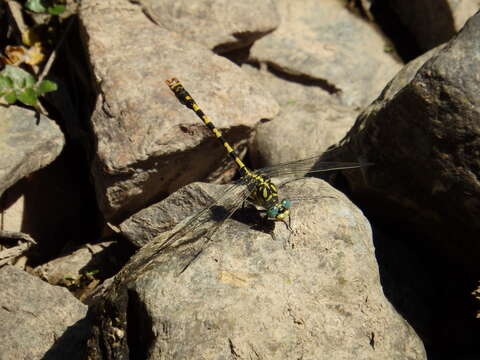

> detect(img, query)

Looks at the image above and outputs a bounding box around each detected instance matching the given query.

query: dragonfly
[155,78,369,275]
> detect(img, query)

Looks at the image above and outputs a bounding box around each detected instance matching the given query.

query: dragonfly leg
[280,214,295,249]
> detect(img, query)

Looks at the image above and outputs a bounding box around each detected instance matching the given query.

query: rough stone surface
[449,1,480,29]
[250,0,402,107]
[387,0,480,51]
[0,105,65,198]
[79,0,279,222]
[242,65,360,168]
[87,179,425,360]
[321,12,480,273]
[34,241,116,285]
[133,0,280,52]
[120,182,222,248]
[0,265,89,360]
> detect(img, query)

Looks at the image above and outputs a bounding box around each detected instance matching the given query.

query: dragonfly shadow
[209,204,275,235]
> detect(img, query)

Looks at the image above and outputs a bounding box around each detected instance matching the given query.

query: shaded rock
[79,0,278,222]
[0,146,100,262]
[0,230,36,267]
[87,179,425,359]
[250,0,402,107]
[132,0,280,53]
[32,241,127,302]
[34,241,116,285]
[322,12,480,273]
[242,65,360,167]
[0,105,64,198]
[386,0,479,51]
[0,265,89,360]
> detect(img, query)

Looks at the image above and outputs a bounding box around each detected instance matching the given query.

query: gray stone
[0,106,64,198]
[131,0,280,52]
[242,65,359,168]
[87,179,426,359]
[0,265,89,360]
[79,0,279,221]
[322,12,480,273]
[250,0,402,107]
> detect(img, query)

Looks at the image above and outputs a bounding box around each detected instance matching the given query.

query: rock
[131,0,280,53]
[33,241,122,303]
[386,0,480,51]
[321,12,480,273]
[120,182,225,248]
[0,265,89,360]
[79,0,279,222]
[0,146,100,260]
[87,179,426,359]
[0,230,35,267]
[34,241,113,284]
[0,105,64,198]
[242,65,360,167]
[250,0,402,107]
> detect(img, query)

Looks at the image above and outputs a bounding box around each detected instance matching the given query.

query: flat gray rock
[133,0,280,52]
[321,12,480,273]
[80,0,279,221]
[87,179,425,359]
[250,0,402,107]
[0,106,64,198]
[0,265,89,360]
[242,65,360,167]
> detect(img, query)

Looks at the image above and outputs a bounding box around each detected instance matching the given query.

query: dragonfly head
[267,199,291,221]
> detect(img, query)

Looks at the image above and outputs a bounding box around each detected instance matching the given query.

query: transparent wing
[255,154,371,178]
[148,177,257,275]
[174,185,254,275]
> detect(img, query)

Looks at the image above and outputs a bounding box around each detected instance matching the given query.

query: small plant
[0,64,57,106]
[25,0,66,15]
[0,0,70,111]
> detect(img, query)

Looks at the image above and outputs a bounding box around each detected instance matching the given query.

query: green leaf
[4,76,14,89]
[2,65,35,88]
[48,5,66,15]
[25,0,47,13]
[0,76,9,91]
[4,92,17,104]
[18,88,38,106]
[36,80,58,94]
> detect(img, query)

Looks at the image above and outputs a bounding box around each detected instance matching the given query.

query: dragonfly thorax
[245,174,291,221]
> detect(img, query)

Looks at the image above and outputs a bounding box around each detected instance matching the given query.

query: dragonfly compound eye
[267,206,279,219]
[281,199,291,209]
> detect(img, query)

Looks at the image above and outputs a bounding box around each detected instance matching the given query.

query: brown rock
[322,12,480,273]
[79,0,279,221]
[87,179,425,359]
[250,0,402,107]
[0,266,89,360]
[132,0,280,52]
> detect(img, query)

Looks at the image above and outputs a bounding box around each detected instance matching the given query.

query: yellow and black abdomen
[166,78,249,178]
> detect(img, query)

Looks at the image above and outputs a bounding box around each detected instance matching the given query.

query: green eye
[267,207,279,219]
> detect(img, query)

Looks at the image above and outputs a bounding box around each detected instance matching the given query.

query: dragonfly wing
[147,178,256,276]
[174,185,254,276]
[255,154,371,178]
